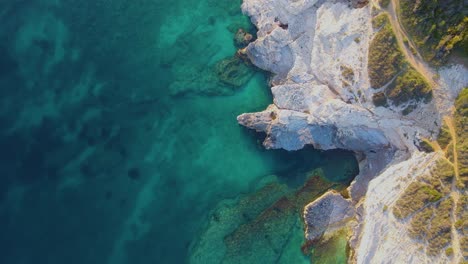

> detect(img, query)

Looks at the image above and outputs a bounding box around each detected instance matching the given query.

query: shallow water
[0,0,357,263]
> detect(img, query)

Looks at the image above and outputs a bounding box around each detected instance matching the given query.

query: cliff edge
[238,0,468,262]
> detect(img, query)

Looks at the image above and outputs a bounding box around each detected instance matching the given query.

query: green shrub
[422,186,442,202]
[446,142,455,163]
[429,158,454,188]
[445,247,453,256]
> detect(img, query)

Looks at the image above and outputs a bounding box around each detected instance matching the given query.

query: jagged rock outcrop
[238,0,435,154]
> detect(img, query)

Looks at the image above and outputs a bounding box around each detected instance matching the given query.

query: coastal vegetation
[426,198,453,256]
[461,237,468,260]
[386,68,432,105]
[393,179,445,219]
[379,0,390,8]
[445,247,454,256]
[456,195,468,235]
[369,13,432,108]
[340,65,355,83]
[455,88,468,187]
[400,0,468,64]
[406,198,453,256]
[393,158,455,255]
[369,14,403,89]
[437,122,452,150]
[393,88,468,257]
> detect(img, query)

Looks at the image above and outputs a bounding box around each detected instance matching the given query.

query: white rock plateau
[238,0,468,262]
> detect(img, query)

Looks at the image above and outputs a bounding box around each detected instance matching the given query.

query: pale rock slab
[304,191,355,241]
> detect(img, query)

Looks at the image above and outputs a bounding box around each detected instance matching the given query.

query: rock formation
[238,0,468,262]
[303,191,355,242]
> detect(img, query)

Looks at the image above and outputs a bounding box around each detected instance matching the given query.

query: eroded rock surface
[238,0,436,154]
[304,191,354,241]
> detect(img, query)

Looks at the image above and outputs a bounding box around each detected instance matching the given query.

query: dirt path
[444,116,460,180]
[443,115,462,262]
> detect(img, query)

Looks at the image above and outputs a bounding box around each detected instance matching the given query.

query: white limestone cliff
[238,0,468,262]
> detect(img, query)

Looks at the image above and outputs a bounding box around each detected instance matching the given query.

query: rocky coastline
[238,0,468,262]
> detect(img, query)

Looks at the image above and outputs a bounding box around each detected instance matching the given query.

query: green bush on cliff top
[369,14,404,89]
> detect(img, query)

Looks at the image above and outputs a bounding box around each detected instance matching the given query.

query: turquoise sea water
[0,0,357,263]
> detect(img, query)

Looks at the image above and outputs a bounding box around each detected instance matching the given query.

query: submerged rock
[169,55,254,96]
[189,174,345,263]
[214,56,254,87]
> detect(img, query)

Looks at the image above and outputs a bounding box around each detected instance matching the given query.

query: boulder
[303,191,354,242]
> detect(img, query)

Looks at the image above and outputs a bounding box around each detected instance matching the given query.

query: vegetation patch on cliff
[392,160,452,219]
[408,198,453,256]
[340,65,355,84]
[393,88,468,258]
[393,158,455,255]
[455,88,468,187]
[437,122,452,150]
[386,68,432,105]
[400,0,468,64]
[369,14,404,89]
[369,13,432,108]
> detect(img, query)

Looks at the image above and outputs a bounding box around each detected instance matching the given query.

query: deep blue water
[0,1,357,263]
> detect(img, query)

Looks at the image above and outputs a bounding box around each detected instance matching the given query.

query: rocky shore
[238,0,468,262]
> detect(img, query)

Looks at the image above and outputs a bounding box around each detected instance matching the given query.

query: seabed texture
[0,0,358,263]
